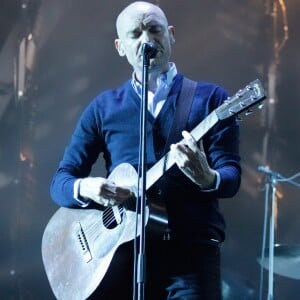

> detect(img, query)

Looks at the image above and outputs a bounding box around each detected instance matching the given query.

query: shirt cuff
[200,171,221,192]
[74,178,91,207]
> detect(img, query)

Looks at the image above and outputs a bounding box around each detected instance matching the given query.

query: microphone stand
[258,166,281,300]
[136,43,155,300]
[258,166,300,299]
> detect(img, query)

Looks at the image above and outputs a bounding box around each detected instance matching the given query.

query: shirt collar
[131,62,177,98]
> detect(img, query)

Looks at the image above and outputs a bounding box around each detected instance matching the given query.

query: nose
[140,30,154,44]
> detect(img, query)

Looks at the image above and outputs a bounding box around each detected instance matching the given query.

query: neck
[135,63,169,93]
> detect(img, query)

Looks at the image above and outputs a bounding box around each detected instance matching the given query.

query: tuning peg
[237,90,243,98]
[258,102,264,109]
[239,102,247,108]
[236,115,243,121]
[245,109,253,116]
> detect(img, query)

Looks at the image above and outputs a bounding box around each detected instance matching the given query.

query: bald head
[116,1,169,38]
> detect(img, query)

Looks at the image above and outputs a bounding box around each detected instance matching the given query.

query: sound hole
[102,206,124,229]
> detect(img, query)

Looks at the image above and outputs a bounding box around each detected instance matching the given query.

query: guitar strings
[102,205,126,227]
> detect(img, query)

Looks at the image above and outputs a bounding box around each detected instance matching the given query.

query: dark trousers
[88,234,221,300]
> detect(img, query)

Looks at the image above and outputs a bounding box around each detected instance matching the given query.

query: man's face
[115,3,175,75]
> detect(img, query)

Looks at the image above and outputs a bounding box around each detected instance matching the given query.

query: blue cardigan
[50,74,241,243]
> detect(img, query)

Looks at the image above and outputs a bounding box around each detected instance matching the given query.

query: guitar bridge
[76,222,92,263]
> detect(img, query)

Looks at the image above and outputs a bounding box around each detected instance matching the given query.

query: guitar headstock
[216,79,266,121]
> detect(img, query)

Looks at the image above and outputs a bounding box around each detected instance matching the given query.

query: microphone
[257,166,281,178]
[142,42,158,59]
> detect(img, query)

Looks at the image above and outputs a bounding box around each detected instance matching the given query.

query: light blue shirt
[131,62,178,117]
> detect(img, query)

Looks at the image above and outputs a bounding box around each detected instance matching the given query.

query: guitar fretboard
[146,110,219,190]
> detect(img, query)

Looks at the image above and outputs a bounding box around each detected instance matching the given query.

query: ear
[115,39,126,57]
[168,26,175,44]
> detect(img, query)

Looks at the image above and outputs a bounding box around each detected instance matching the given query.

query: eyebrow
[127,21,164,33]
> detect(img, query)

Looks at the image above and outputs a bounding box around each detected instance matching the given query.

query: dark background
[0,0,299,299]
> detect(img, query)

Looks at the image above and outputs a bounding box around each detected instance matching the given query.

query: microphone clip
[142,42,157,60]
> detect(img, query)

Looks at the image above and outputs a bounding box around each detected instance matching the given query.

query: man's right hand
[79,177,131,207]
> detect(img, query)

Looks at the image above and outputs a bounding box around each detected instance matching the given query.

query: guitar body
[42,207,142,300]
[42,163,148,300]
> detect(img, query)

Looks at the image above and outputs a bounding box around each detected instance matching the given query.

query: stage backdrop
[0,0,299,299]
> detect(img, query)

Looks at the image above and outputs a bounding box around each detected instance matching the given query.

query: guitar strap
[165,77,198,149]
[155,77,197,240]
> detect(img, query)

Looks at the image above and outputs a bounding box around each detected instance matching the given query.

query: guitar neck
[146,110,219,190]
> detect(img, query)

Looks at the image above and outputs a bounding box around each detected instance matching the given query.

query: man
[50,1,241,299]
